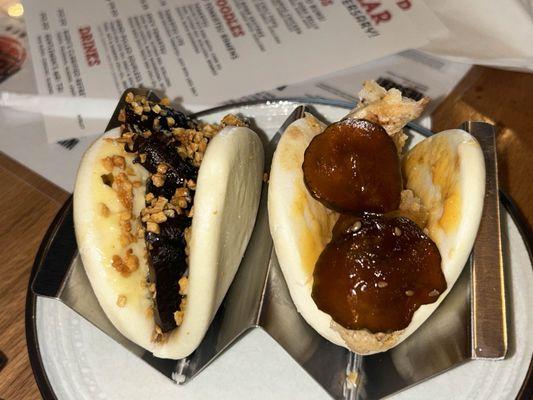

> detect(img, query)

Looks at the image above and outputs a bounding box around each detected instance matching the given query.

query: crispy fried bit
[178,276,189,295]
[99,203,110,218]
[173,310,185,326]
[151,173,165,187]
[125,92,134,103]
[347,80,429,152]
[146,221,160,234]
[160,97,170,106]
[116,294,127,307]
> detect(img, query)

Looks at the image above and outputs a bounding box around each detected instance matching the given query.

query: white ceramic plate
[28,101,533,399]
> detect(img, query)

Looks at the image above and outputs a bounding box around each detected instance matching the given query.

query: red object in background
[0,35,26,83]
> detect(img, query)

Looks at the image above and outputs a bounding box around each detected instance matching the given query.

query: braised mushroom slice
[302,119,402,214]
[312,214,446,333]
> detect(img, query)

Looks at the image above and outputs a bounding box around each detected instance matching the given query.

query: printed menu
[23,0,436,141]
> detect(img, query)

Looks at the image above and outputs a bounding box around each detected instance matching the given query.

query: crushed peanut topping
[116,294,127,307]
[117,94,241,335]
[146,221,160,234]
[112,172,134,211]
[99,203,110,218]
[174,310,185,326]
[112,155,125,169]
[221,113,248,127]
[151,173,165,187]
[101,157,114,172]
[178,276,189,296]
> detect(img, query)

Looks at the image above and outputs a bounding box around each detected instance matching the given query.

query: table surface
[0,66,532,400]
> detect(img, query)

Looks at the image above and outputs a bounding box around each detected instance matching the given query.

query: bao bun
[74,126,264,359]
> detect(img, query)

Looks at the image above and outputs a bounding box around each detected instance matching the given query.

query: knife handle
[462,121,507,360]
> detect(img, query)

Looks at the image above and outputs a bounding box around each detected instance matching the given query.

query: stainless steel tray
[30,91,511,399]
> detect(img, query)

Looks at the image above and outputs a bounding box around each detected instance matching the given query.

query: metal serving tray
[31,89,507,399]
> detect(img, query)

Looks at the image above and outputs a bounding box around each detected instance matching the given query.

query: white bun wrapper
[74,125,264,359]
[268,114,485,354]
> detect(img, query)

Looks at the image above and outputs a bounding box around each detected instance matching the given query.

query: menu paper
[23,0,429,142]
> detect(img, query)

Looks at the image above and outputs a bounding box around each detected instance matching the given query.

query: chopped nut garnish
[133,104,143,115]
[186,179,196,190]
[112,254,133,276]
[377,281,388,288]
[428,289,440,297]
[151,173,165,187]
[112,172,134,211]
[157,163,168,174]
[145,192,155,202]
[178,276,189,295]
[146,221,160,234]
[112,155,125,169]
[119,211,131,221]
[116,294,127,307]
[175,187,189,197]
[118,109,126,123]
[163,209,175,218]
[124,249,139,273]
[221,113,247,127]
[101,157,114,172]
[99,203,110,218]
[393,227,402,236]
[405,290,414,297]
[151,211,167,223]
[174,310,185,326]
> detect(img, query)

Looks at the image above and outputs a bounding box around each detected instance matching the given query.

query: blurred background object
[0,0,26,84]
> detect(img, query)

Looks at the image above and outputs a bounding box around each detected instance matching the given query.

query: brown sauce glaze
[302,119,402,214]
[312,214,446,333]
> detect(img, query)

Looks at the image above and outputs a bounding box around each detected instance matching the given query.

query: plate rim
[25,97,533,400]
